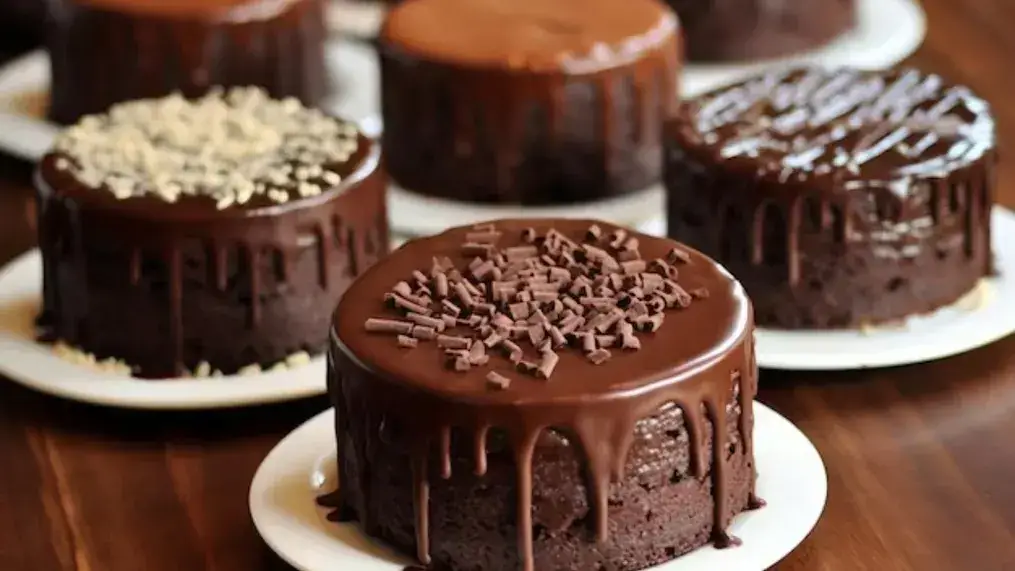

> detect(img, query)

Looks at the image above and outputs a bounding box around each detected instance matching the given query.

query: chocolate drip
[35,135,387,377]
[380,0,680,205]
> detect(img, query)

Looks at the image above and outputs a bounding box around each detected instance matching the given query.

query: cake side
[36,89,388,378]
[666,68,996,329]
[46,0,326,125]
[379,0,681,205]
[329,220,758,571]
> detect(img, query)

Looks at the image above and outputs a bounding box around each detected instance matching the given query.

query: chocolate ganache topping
[675,68,994,189]
[332,219,757,571]
[382,0,678,73]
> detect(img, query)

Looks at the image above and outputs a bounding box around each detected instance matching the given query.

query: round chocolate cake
[36,87,388,378]
[379,0,681,205]
[667,0,856,62]
[46,0,327,125]
[327,219,760,571]
[665,67,997,329]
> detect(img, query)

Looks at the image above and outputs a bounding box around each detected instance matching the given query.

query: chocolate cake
[327,219,760,571]
[379,0,681,205]
[667,0,856,62]
[46,0,327,125]
[35,87,388,378]
[665,67,996,329]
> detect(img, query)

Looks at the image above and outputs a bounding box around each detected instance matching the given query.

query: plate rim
[248,402,828,571]
[638,207,1015,372]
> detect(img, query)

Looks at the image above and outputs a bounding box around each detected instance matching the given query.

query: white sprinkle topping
[53,87,360,207]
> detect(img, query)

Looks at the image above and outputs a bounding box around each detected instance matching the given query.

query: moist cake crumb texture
[53,87,359,207]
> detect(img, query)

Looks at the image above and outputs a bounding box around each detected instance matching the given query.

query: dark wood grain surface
[2,1,1015,569]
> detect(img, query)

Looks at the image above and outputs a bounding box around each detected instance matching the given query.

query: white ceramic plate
[326,0,926,98]
[0,38,381,162]
[249,403,827,571]
[638,207,1015,371]
[0,249,327,409]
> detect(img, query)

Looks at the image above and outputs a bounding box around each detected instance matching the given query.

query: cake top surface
[671,67,995,195]
[334,219,751,406]
[381,0,678,73]
[42,87,367,213]
[69,0,302,20]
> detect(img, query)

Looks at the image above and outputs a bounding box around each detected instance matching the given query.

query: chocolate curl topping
[368,223,704,381]
[365,318,414,334]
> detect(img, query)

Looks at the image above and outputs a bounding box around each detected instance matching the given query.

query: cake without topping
[327,219,760,571]
[36,88,388,378]
[665,67,996,329]
[379,0,681,205]
[46,0,326,125]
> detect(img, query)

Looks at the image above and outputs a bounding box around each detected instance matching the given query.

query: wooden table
[3,1,1015,569]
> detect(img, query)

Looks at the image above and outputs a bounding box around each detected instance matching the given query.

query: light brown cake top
[49,87,361,209]
[381,0,678,73]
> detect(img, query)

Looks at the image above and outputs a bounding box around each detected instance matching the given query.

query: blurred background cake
[379,0,681,205]
[665,66,996,329]
[46,0,327,125]
[36,87,388,378]
[668,0,857,62]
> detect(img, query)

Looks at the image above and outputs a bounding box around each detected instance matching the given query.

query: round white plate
[249,403,827,571]
[0,38,381,162]
[0,249,327,409]
[389,181,665,238]
[326,0,925,99]
[638,207,1015,371]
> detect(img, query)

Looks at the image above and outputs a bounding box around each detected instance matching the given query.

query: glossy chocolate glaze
[666,67,996,328]
[36,133,388,377]
[330,220,758,571]
[666,0,856,62]
[379,0,680,204]
[47,0,326,124]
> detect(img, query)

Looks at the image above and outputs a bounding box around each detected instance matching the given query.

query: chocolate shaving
[587,348,612,364]
[501,339,524,363]
[581,332,597,353]
[585,224,602,242]
[521,227,537,243]
[411,326,437,340]
[486,371,511,390]
[537,351,559,379]
[667,247,691,265]
[469,342,487,364]
[397,335,418,348]
[691,287,710,300]
[365,318,413,334]
[408,313,445,331]
[437,335,471,350]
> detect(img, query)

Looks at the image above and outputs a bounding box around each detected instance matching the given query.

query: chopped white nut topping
[53,87,359,208]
